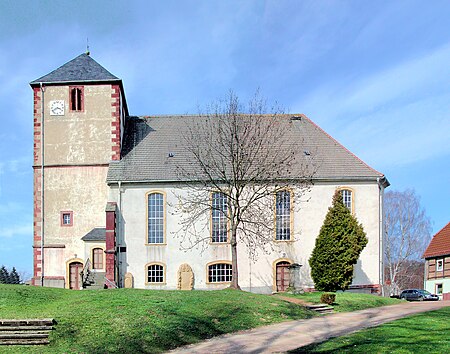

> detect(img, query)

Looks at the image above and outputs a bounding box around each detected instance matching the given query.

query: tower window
[60,211,73,227]
[69,86,84,111]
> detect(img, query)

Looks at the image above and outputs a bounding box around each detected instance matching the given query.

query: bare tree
[384,189,432,295]
[173,91,315,289]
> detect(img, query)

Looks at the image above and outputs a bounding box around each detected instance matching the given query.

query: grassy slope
[292,307,450,353]
[0,284,315,353]
[284,292,401,312]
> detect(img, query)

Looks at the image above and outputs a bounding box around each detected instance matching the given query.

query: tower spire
[86,37,90,56]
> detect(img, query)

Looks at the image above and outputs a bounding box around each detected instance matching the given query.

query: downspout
[117,181,122,287]
[377,177,384,296]
[40,82,45,287]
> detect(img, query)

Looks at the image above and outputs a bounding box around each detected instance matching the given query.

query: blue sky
[1,0,449,277]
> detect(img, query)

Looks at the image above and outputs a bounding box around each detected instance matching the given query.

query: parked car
[399,289,439,301]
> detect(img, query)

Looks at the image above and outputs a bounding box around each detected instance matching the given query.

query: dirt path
[170,300,450,353]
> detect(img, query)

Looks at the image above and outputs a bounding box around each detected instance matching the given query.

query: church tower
[30,53,127,288]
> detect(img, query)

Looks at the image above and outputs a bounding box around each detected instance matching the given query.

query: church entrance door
[69,262,83,290]
[276,261,291,292]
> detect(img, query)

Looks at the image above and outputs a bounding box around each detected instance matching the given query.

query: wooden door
[276,261,291,292]
[69,262,83,289]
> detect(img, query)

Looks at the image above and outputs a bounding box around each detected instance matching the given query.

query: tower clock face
[50,100,65,116]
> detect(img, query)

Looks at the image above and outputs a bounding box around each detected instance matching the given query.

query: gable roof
[30,53,119,85]
[107,114,388,185]
[423,222,450,258]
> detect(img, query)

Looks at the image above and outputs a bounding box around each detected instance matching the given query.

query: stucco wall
[39,84,116,165]
[41,165,109,280]
[112,181,382,293]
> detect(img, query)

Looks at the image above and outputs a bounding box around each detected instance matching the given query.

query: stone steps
[0,319,55,345]
[306,303,334,314]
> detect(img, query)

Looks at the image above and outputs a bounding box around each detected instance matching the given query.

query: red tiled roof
[423,222,450,258]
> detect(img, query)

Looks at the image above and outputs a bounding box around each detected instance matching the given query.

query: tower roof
[30,53,120,86]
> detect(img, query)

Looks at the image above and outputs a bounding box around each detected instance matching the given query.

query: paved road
[170,300,450,353]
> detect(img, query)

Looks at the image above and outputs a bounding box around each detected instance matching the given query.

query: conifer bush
[309,191,368,292]
[320,292,336,305]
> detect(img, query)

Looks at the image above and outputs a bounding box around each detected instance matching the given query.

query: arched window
[147,192,165,244]
[211,192,228,243]
[207,262,232,283]
[146,263,165,284]
[340,188,353,213]
[69,86,83,111]
[92,248,103,270]
[275,190,292,240]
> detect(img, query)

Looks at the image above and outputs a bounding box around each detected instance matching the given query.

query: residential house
[423,222,450,300]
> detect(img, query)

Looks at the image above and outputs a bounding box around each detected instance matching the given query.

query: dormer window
[69,86,84,112]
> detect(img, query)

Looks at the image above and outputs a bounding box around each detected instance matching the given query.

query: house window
[211,192,228,243]
[147,192,164,244]
[92,248,103,270]
[60,211,73,227]
[341,189,353,211]
[436,259,444,272]
[275,190,291,240]
[147,263,165,283]
[208,263,232,283]
[436,283,443,295]
[69,86,84,111]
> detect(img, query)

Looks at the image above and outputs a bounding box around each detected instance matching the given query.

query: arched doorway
[69,262,83,289]
[275,261,291,292]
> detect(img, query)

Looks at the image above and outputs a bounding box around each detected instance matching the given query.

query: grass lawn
[291,306,450,353]
[0,284,316,353]
[282,291,401,312]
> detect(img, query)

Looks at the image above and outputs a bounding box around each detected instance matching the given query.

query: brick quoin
[111,84,121,161]
[105,203,117,288]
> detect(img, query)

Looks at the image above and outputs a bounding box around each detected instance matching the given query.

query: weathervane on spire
[86,38,90,56]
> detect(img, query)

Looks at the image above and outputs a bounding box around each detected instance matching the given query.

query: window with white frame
[436,259,444,272]
[341,189,352,212]
[211,192,228,243]
[208,263,232,283]
[276,190,291,240]
[147,192,164,244]
[436,283,443,295]
[147,264,164,283]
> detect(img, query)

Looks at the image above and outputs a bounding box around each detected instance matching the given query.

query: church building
[30,53,389,293]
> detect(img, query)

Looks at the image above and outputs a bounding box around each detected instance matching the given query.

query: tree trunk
[230,228,240,290]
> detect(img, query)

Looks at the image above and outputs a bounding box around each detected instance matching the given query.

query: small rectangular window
[69,86,84,112]
[436,259,443,272]
[436,283,443,295]
[61,211,73,227]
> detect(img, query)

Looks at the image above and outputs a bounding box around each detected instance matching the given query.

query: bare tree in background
[384,189,432,295]
[173,91,315,289]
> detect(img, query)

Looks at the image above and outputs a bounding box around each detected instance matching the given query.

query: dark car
[399,289,439,301]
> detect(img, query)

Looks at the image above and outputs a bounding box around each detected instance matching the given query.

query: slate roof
[423,222,450,258]
[30,53,119,85]
[81,228,106,242]
[107,114,388,184]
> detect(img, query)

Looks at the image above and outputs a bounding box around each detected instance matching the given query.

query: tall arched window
[275,190,292,240]
[341,188,353,213]
[69,86,84,111]
[147,192,165,244]
[211,192,228,243]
